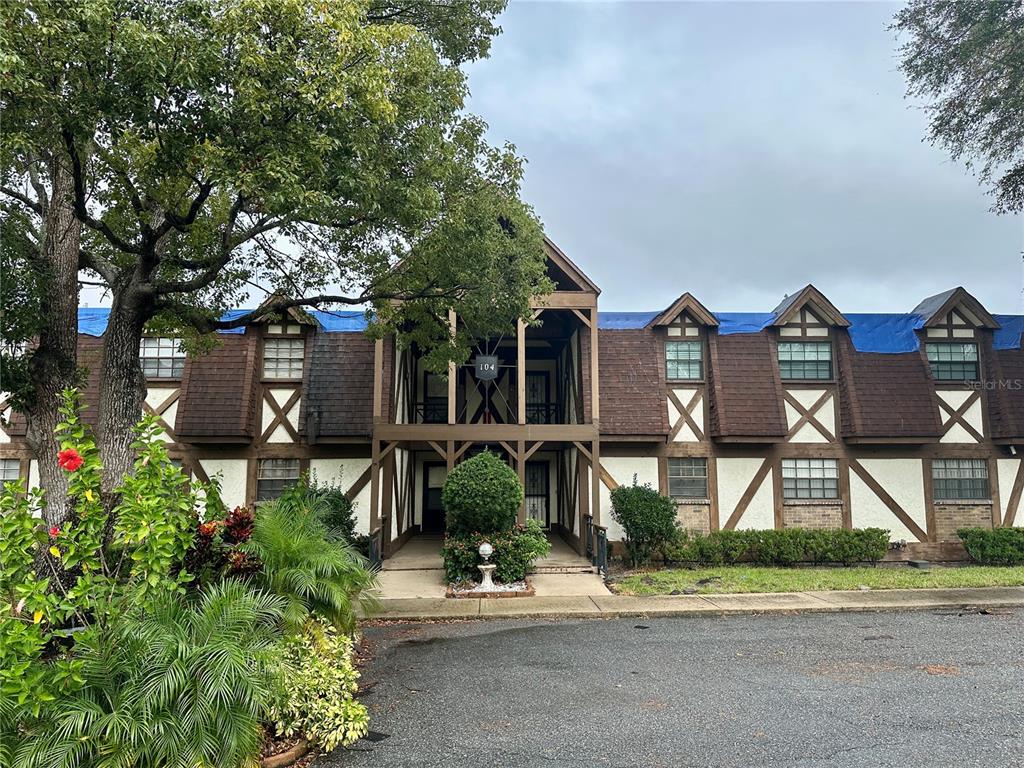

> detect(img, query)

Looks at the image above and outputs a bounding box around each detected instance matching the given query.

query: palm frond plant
[14,581,286,768]
[242,494,379,633]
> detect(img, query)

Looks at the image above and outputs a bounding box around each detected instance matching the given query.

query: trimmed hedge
[610,482,677,566]
[442,520,551,583]
[957,527,1024,565]
[663,527,889,567]
[442,451,523,536]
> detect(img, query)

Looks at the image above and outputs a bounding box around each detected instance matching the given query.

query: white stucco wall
[849,458,926,541]
[198,458,248,511]
[998,458,1023,527]
[598,456,659,541]
[716,457,774,530]
[310,458,372,534]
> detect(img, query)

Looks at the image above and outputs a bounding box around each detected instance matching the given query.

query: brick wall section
[781,504,843,530]
[675,503,710,534]
[933,503,993,541]
[885,542,968,562]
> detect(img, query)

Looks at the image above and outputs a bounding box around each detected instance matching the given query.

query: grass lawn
[613,565,1024,596]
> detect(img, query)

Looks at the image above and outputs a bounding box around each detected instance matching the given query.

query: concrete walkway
[365,585,1024,621]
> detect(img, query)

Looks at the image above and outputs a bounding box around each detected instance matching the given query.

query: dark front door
[422,463,447,533]
[525,461,550,528]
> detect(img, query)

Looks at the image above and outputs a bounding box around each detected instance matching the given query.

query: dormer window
[139,337,186,379]
[666,340,703,381]
[778,341,832,380]
[263,338,305,379]
[926,342,978,381]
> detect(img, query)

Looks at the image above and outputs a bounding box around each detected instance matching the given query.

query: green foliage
[442,451,524,536]
[0,0,549,380]
[242,496,378,633]
[441,519,551,584]
[12,580,286,768]
[893,2,1024,213]
[663,528,890,567]
[0,390,207,715]
[610,481,678,567]
[958,527,1024,566]
[277,473,358,543]
[272,616,369,751]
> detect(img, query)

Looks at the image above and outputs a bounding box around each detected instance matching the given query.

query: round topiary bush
[442,451,523,536]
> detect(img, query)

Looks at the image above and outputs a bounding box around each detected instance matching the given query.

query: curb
[363,587,1024,622]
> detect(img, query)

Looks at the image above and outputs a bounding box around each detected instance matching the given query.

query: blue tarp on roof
[844,314,925,354]
[716,312,776,335]
[597,312,658,330]
[994,315,1024,350]
[76,308,370,336]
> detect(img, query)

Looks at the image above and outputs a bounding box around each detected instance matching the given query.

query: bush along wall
[663,527,890,567]
[958,527,1024,565]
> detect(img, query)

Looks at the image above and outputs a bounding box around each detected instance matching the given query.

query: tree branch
[0,185,43,215]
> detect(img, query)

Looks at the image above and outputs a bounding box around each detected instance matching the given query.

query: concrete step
[531,564,598,575]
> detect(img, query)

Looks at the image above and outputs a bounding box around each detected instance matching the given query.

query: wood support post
[590,438,601,526]
[372,339,383,424]
[446,439,455,473]
[517,439,526,523]
[578,445,590,541]
[368,439,381,533]
[381,449,394,554]
[448,310,457,425]
[517,317,526,425]
[590,308,600,426]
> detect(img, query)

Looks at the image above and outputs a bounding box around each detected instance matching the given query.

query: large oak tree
[1,0,549,523]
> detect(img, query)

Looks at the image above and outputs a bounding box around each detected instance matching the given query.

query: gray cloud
[465,0,1024,314]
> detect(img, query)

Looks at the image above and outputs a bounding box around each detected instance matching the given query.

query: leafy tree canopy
[0,0,549,391]
[894,1,1024,213]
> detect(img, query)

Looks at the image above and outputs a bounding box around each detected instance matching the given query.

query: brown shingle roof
[707,331,787,440]
[835,333,942,441]
[984,342,1024,441]
[175,333,259,441]
[300,333,377,439]
[597,329,667,436]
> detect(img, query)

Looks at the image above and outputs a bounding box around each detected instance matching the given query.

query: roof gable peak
[648,292,719,328]
[912,286,999,329]
[771,284,849,328]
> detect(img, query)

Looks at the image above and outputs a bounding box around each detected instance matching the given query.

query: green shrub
[242,497,379,633]
[663,527,889,567]
[273,616,369,751]
[442,519,551,583]
[13,581,286,768]
[276,474,358,543]
[442,451,524,536]
[958,527,1024,565]
[610,481,678,566]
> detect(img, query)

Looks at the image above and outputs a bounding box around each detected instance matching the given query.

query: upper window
[778,341,832,380]
[263,338,305,379]
[932,458,989,501]
[139,337,186,379]
[926,343,979,382]
[668,457,708,499]
[257,458,301,501]
[666,341,703,381]
[782,458,839,500]
[0,459,20,483]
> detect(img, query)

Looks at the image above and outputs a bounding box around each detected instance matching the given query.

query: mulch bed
[261,733,314,768]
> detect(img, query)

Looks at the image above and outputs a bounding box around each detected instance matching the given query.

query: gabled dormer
[647,292,717,384]
[914,287,998,384]
[770,285,848,383]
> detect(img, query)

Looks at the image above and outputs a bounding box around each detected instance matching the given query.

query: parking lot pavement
[319,610,1024,768]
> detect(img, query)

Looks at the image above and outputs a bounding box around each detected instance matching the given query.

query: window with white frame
[139,337,186,378]
[667,457,708,499]
[781,458,839,500]
[0,459,20,483]
[778,342,832,380]
[926,343,979,382]
[932,458,989,501]
[257,458,301,501]
[263,338,305,379]
[666,341,703,381]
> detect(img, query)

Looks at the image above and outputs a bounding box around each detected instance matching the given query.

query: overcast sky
[464,0,1024,315]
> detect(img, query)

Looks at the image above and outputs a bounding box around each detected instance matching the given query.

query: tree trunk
[23,160,81,528]
[96,293,148,497]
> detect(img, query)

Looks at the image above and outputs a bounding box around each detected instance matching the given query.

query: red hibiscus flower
[57,448,84,472]
[49,526,60,538]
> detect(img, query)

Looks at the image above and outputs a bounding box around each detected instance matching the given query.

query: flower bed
[446,578,535,599]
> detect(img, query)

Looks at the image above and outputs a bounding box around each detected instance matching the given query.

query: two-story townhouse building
[3,238,1024,564]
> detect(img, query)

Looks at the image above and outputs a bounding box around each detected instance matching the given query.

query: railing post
[368,526,383,570]
[595,525,608,577]
[584,514,594,560]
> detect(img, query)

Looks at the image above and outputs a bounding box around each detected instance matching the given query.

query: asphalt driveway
[319,610,1024,767]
